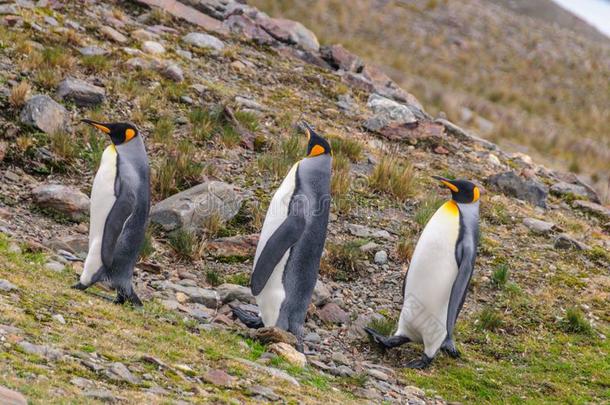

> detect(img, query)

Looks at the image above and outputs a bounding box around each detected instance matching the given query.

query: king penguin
[72,120,150,306]
[232,123,332,350]
[365,176,480,368]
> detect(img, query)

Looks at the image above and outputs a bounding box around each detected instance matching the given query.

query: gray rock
[7,243,21,254]
[161,282,219,308]
[554,234,589,251]
[141,40,165,54]
[247,385,280,401]
[330,365,355,377]
[359,241,380,252]
[317,302,348,324]
[550,182,597,202]
[523,218,555,234]
[32,184,89,221]
[106,362,140,385]
[336,94,358,115]
[45,261,65,272]
[100,26,128,43]
[185,303,214,322]
[44,235,88,257]
[364,94,417,132]
[0,386,27,405]
[257,17,319,52]
[487,171,548,208]
[159,63,184,82]
[150,181,243,233]
[70,377,94,389]
[44,16,58,26]
[182,32,225,50]
[234,358,299,386]
[367,368,390,381]
[347,223,393,240]
[20,95,68,134]
[0,279,18,292]
[435,118,498,151]
[84,389,120,403]
[56,78,105,107]
[304,332,321,344]
[320,44,364,72]
[52,314,66,324]
[235,96,265,112]
[18,341,63,361]
[216,283,254,304]
[312,279,331,306]
[348,313,385,339]
[573,200,610,221]
[374,250,388,265]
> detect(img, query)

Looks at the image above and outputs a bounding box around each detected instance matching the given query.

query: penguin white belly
[81,145,118,284]
[254,162,299,326]
[397,201,460,356]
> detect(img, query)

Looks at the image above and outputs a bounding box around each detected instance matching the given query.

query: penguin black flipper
[251,214,306,296]
[444,221,478,350]
[100,178,136,270]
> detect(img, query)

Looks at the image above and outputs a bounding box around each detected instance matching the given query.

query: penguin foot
[364,327,410,349]
[406,354,433,369]
[71,282,88,291]
[441,343,461,359]
[231,306,264,329]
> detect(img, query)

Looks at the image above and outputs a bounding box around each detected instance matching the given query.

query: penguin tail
[231,306,264,329]
[364,327,410,349]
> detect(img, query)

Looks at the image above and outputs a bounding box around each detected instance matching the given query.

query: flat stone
[106,362,140,385]
[150,181,243,234]
[247,385,280,401]
[100,26,128,43]
[254,327,297,346]
[134,0,227,35]
[304,332,320,344]
[182,32,225,50]
[367,368,390,381]
[56,77,106,107]
[20,95,68,134]
[364,94,417,133]
[223,13,275,45]
[0,279,18,292]
[235,96,266,112]
[312,279,331,307]
[233,358,299,386]
[331,352,350,365]
[131,28,157,41]
[18,341,63,361]
[216,283,254,304]
[206,234,259,259]
[487,171,548,208]
[45,261,65,272]
[320,44,363,72]
[0,5,19,15]
[573,200,610,221]
[141,40,165,54]
[523,218,555,234]
[78,46,109,56]
[158,282,219,308]
[32,184,89,221]
[269,342,306,367]
[359,241,379,252]
[317,302,348,324]
[84,389,120,403]
[52,314,66,324]
[258,17,319,52]
[70,377,94,389]
[202,369,235,387]
[0,386,27,405]
[347,223,393,240]
[551,181,597,202]
[554,234,589,251]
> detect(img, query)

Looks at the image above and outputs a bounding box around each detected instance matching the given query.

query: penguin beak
[81,119,112,134]
[300,121,315,140]
[432,176,459,193]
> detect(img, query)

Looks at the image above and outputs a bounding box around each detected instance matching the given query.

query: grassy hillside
[0,0,608,403]
[251,0,610,202]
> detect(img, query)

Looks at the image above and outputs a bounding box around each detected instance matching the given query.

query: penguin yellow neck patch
[442,200,459,217]
[308,144,326,157]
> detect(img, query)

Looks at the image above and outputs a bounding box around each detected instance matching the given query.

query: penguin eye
[125,128,136,142]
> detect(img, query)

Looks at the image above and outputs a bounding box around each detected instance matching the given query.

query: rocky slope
[0,0,608,404]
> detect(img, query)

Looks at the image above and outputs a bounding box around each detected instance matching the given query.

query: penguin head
[81,119,139,145]
[433,176,480,204]
[302,122,332,158]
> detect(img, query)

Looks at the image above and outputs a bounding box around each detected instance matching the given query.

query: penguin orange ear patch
[473,187,480,202]
[125,128,136,142]
[309,144,326,157]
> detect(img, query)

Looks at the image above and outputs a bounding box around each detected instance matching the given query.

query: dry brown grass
[369,156,416,202]
[9,81,31,108]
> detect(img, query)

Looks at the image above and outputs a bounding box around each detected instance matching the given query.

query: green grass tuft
[561,307,594,336]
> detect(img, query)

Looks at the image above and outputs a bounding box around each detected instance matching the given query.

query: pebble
[52,314,66,325]
[374,250,388,265]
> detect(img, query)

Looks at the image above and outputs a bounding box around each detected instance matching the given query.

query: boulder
[20,95,68,134]
[134,0,227,34]
[364,94,417,132]
[550,181,598,202]
[320,44,364,72]
[523,218,555,234]
[317,302,348,324]
[182,32,225,51]
[32,184,89,221]
[223,14,275,45]
[487,171,548,208]
[105,362,140,385]
[18,341,63,361]
[269,342,306,367]
[572,200,610,221]
[0,386,27,405]
[150,181,243,233]
[258,17,319,52]
[56,78,105,107]
[216,283,254,304]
